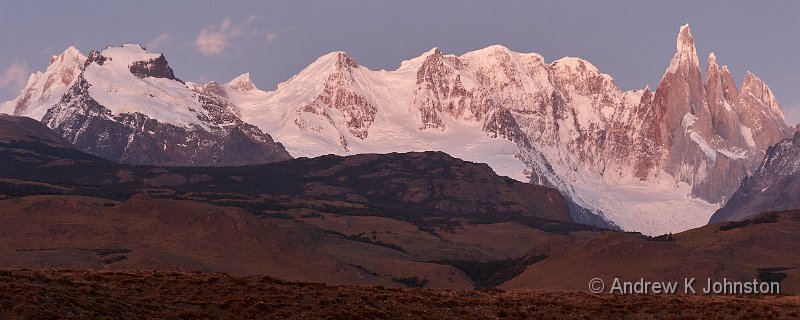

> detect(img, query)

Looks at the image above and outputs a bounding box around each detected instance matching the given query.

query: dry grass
[1,270,799,319]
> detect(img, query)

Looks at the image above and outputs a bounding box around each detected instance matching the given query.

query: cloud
[266,32,279,45]
[195,17,255,56]
[785,102,800,127]
[147,33,171,50]
[0,63,29,94]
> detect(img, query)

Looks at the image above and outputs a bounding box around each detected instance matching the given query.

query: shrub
[391,276,428,288]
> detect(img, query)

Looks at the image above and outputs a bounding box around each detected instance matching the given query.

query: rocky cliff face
[4,44,291,166]
[633,26,792,206]
[710,131,800,223]
[225,25,792,234]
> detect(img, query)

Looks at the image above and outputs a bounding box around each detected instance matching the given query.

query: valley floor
[0,270,798,319]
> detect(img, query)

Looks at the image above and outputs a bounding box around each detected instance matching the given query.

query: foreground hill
[2,114,800,292]
[1,270,799,319]
[502,209,800,293]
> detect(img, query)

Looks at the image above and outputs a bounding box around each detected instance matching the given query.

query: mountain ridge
[1,25,793,234]
[213,24,792,234]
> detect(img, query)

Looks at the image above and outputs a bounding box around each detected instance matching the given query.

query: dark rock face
[129,54,181,82]
[710,133,800,223]
[84,50,107,68]
[42,75,291,166]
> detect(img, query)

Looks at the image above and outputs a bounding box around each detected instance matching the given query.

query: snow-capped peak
[0,46,87,120]
[227,73,257,92]
[50,46,84,66]
[311,51,359,70]
[79,44,205,127]
[91,43,160,67]
[551,57,602,75]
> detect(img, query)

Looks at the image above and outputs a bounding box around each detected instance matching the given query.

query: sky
[1,1,798,125]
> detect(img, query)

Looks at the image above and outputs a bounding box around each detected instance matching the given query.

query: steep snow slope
[0,47,85,120]
[81,45,205,128]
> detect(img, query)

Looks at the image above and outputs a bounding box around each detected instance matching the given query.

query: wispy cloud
[266,32,279,45]
[0,63,29,95]
[195,17,256,56]
[785,102,800,127]
[264,27,295,46]
[147,33,171,51]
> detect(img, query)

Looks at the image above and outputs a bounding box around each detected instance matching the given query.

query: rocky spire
[741,72,786,122]
[666,24,700,75]
[704,52,741,143]
[737,71,794,151]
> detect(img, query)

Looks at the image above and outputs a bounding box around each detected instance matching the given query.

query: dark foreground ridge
[1,270,799,320]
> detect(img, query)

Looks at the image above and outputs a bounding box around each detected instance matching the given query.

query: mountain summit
[2,44,290,166]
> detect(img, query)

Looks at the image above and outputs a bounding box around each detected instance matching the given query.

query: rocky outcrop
[129,54,180,82]
[710,132,800,223]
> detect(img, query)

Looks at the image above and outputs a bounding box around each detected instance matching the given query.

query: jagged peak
[708,52,717,65]
[49,46,86,66]
[677,24,694,51]
[741,71,786,121]
[665,24,699,74]
[226,73,257,92]
[229,72,251,84]
[308,51,360,72]
[398,47,451,72]
[425,47,441,56]
[742,71,760,85]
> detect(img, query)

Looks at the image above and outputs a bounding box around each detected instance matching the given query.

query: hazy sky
[1,1,798,125]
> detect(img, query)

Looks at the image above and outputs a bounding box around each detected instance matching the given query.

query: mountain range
[0,24,794,235]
